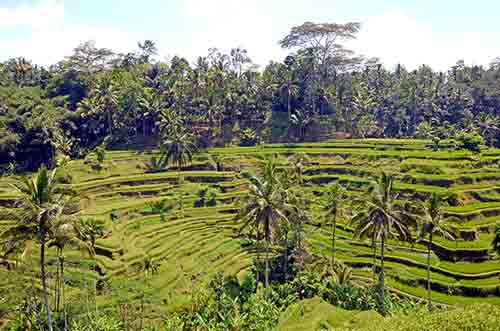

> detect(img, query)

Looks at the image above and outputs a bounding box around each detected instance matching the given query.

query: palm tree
[285,189,310,271]
[78,218,105,252]
[418,192,454,312]
[492,224,500,257]
[79,74,120,137]
[238,158,287,287]
[161,125,196,215]
[48,220,92,330]
[280,71,300,121]
[0,166,78,331]
[322,183,348,266]
[290,109,312,141]
[139,88,164,136]
[285,153,308,187]
[142,254,161,285]
[351,172,413,315]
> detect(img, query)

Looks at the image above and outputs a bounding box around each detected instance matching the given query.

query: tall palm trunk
[427,232,433,311]
[379,235,386,316]
[177,166,183,217]
[56,249,61,312]
[107,108,113,136]
[283,228,289,281]
[58,253,65,313]
[265,239,270,288]
[255,237,260,285]
[331,210,337,266]
[372,232,377,282]
[287,87,292,122]
[40,240,54,331]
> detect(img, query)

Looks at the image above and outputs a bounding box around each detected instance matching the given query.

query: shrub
[144,200,171,221]
[456,132,484,152]
[55,168,74,184]
[354,304,500,331]
[194,185,218,207]
[240,128,258,147]
[400,163,444,174]
[69,314,123,331]
[145,155,167,173]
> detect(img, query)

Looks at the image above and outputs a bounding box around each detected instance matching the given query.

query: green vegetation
[1,15,500,331]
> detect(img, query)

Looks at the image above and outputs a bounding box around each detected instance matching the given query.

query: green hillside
[2,140,500,315]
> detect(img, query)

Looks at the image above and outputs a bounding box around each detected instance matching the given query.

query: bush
[194,185,218,207]
[354,304,500,331]
[456,132,484,152]
[163,274,280,331]
[145,155,167,173]
[240,128,259,147]
[70,314,123,331]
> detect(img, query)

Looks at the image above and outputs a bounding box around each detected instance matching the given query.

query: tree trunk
[61,254,67,331]
[372,232,377,283]
[427,232,433,312]
[283,229,288,282]
[332,212,337,266]
[287,88,292,122]
[255,237,260,285]
[40,241,54,331]
[107,109,113,136]
[55,253,60,312]
[379,235,386,316]
[265,240,270,288]
[178,167,183,217]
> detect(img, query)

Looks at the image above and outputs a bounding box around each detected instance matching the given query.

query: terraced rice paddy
[1,139,500,309]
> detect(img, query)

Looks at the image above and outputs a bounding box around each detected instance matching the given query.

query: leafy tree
[161,125,196,214]
[64,40,115,75]
[78,218,105,252]
[290,109,312,141]
[138,40,158,64]
[0,166,79,331]
[240,128,258,146]
[280,22,362,81]
[322,183,349,266]
[144,199,171,221]
[48,220,92,328]
[456,132,484,152]
[491,224,500,257]
[418,193,455,311]
[351,172,413,315]
[238,158,288,287]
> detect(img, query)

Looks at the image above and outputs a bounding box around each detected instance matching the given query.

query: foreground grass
[278,297,382,331]
[346,304,500,331]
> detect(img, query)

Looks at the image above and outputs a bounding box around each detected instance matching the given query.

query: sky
[1,0,500,71]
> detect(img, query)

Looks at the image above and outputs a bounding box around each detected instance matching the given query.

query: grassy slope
[2,139,500,311]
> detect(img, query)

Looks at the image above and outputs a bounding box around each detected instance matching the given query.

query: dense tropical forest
[1,21,500,331]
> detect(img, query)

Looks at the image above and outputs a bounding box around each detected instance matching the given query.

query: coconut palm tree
[142,254,161,285]
[280,71,300,121]
[79,74,120,137]
[322,183,349,266]
[161,125,196,215]
[238,158,287,288]
[48,220,93,331]
[418,192,455,312]
[285,188,310,271]
[290,109,312,141]
[78,218,105,252]
[351,172,413,315]
[492,224,500,257]
[0,166,78,331]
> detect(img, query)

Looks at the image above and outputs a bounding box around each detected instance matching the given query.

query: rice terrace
[1,1,500,330]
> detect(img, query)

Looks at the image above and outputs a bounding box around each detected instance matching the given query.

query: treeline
[1,22,500,172]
